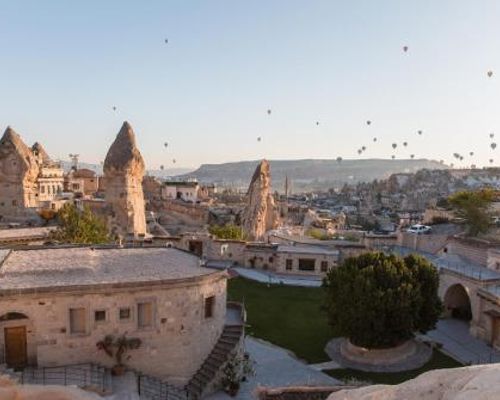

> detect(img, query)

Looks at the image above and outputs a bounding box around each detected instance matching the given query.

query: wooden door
[4,326,27,368]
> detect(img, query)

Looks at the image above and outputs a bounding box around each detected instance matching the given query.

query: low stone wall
[257,386,358,400]
[152,200,209,224]
[340,340,416,366]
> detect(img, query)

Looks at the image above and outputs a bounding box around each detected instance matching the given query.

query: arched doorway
[0,312,33,369]
[444,284,472,321]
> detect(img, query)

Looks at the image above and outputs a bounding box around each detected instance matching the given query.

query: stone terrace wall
[153,200,209,224]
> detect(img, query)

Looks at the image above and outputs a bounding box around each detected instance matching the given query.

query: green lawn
[326,349,462,385]
[227,277,332,363]
[228,276,464,384]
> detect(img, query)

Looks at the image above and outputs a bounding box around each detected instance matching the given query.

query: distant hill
[178,159,448,192]
[59,161,194,177]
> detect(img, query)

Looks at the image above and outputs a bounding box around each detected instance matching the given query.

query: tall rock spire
[32,142,51,165]
[241,160,280,241]
[103,122,146,238]
[0,126,39,213]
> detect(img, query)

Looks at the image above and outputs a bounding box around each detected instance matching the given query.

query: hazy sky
[1,1,500,169]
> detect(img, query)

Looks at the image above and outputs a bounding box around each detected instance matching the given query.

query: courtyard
[227,277,463,385]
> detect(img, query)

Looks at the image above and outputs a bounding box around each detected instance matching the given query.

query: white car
[407,224,432,234]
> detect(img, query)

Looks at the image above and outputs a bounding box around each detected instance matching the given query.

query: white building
[162,181,200,203]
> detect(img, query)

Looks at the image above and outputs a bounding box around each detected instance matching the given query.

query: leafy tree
[209,223,246,240]
[448,189,495,236]
[323,252,441,349]
[50,203,110,244]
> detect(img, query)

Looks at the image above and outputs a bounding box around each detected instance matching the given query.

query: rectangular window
[320,261,328,272]
[94,310,106,322]
[137,302,153,329]
[298,258,316,271]
[69,308,86,334]
[286,259,293,270]
[204,296,215,319]
[119,307,131,320]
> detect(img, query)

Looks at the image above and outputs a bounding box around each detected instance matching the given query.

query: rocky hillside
[179,159,447,192]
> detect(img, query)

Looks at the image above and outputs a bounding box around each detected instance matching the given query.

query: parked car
[407,224,432,234]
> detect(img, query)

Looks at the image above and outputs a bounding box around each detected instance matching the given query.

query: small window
[119,307,131,320]
[204,296,215,319]
[298,258,315,271]
[286,259,293,270]
[94,310,106,322]
[69,308,86,334]
[137,302,153,329]
[321,261,328,272]
[11,200,17,206]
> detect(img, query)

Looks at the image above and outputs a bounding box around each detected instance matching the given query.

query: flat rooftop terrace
[0,246,218,292]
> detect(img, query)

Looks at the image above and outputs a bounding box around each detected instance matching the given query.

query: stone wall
[0,274,227,386]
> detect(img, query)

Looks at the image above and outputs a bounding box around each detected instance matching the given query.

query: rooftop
[277,245,339,256]
[0,246,219,293]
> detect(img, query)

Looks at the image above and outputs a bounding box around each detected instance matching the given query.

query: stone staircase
[186,324,244,399]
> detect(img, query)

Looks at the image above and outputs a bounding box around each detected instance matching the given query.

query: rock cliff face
[241,160,280,240]
[0,127,39,215]
[327,364,500,400]
[103,121,147,238]
[32,142,51,166]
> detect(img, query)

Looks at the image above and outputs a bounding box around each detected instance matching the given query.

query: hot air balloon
[391,155,396,159]
[165,38,168,44]
[410,154,415,159]
[361,146,366,151]
[267,109,271,115]
[160,165,164,170]
[488,70,493,78]
[490,133,495,139]
[491,143,497,150]
[373,137,377,142]
[392,143,397,149]
[459,156,464,161]
[366,120,371,125]
[403,142,408,147]
[164,142,168,148]
[316,121,320,126]
[336,157,342,163]
[403,46,408,52]
[469,152,474,156]
[172,159,176,164]
[417,130,423,135]
[357,149,362,155]
[112,106,117,111]
[257,136,262,142]
[490,159,494,163]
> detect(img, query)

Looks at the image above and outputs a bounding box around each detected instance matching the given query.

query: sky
[1,1,500,170]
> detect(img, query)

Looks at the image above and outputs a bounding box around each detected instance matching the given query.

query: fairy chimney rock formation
[103,121,147,238]
[0,126,40,214]
[32,142,52,165]
[241,160,280,240]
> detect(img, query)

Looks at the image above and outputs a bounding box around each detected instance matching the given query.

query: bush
[323,252,442,349]
[209,224,246,240]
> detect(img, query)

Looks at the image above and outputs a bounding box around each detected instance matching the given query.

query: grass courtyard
[227,277,463,384]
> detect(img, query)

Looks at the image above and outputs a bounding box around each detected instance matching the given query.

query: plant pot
[226,382,240,397]
[112,365,126,376]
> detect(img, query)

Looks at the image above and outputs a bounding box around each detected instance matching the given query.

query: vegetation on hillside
[323,252,442,349]
[50,203,110,244]
[209,223,247,240]
[448,189,495,236]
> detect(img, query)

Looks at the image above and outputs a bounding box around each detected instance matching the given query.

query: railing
[17,363,111,392]
[137,374,189,400]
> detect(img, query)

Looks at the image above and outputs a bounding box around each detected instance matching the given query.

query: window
[204,296,215,319]
[69,308,86,334]
[94,310,106,322]
[41,186,45,193]
[137,302,153,329]
[286,259,293,270]
[119,307,131,320]
[298,258,315,271]
[320,261,328,272]
[11,200,17,206]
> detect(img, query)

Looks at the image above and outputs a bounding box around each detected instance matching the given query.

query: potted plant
[221,354,255,396]
[96,334,141,376]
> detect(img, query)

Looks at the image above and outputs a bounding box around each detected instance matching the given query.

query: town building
[162,180,200,203]
[0,246,229,386]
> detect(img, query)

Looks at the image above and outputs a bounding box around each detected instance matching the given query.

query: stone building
[32,143,64,204]
[0,246,229,386]
[162,180,200,203]
[0,127,39,217]
[103,122,147,238]
[65,168,99,196]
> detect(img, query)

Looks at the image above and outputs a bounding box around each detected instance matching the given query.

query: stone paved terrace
[0,246,220,291]
[385,245,500,282]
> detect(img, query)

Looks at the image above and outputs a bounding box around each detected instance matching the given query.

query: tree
[323,252,442,349]
[448,189,495,236]
[209,224,246,240]
[50,203,110,244]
